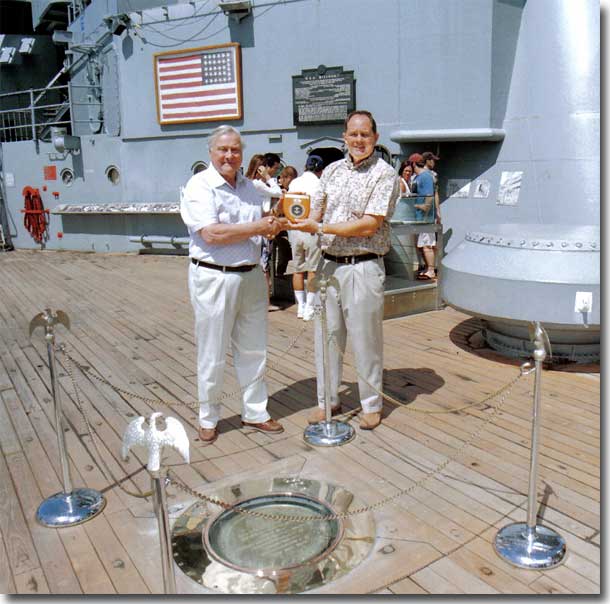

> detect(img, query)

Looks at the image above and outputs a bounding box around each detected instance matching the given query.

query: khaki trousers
[314,257,385,414]
[188,263,271,428]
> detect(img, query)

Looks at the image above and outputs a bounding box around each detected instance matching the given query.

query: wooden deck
[0,249,600,595]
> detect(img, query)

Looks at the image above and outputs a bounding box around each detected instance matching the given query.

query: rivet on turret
[561,242,568,248]
[575,242,583,248]
[591,242,597,248]
[532,241,539,246]
[520,240,526,246]
[546,242,553,247]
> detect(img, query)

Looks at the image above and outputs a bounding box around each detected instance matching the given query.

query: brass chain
[55,309,533,509]
[61,346,154,499]
[58,314,311,413]
[166,364,530,523]
[325,327,527,416]
[53,317,312,499]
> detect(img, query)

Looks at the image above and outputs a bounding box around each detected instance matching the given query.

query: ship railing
[69,0,92,23]
[0,83,101,143]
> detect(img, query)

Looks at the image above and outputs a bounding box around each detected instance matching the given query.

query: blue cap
[305,154,324,171]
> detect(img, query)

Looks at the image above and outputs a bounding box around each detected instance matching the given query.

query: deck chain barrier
[55,317,312,498]
[57,311,312,414]
[56,317,533,511]
[166,362,531,523]
[58,306,498,421]
[62,346,154,499]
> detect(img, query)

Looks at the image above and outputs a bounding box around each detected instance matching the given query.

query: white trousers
[314,258,385,414]
[188,263,271,428]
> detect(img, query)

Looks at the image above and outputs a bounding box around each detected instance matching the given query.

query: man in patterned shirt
[290,110,399,430]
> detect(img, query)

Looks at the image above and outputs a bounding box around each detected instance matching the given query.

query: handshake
[259,215,291,240]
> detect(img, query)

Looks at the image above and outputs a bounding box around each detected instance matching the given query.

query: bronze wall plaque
[292,65,355,125]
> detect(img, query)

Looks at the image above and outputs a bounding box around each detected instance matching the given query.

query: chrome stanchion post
[494,322,567,569]
[31,308,106,528]
[151,470,176,593]
[122,412,190,594]
[304,275,355,447]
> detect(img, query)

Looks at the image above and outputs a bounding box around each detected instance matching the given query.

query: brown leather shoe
[198,426,218,444]
[307,406,342,424]
[241,418,284,434]
[360,412,381,430]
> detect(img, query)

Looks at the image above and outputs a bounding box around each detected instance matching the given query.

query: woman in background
[398,159,413,196]
[245,154,283,310]
[278,165,298,192]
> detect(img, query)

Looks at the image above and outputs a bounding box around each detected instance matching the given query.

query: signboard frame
[292,65,356,126]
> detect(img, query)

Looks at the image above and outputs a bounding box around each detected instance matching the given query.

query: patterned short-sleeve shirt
[312,154,399,255]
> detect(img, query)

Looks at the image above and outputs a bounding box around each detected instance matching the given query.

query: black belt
[191,258,256,272]
[322,252,382,264]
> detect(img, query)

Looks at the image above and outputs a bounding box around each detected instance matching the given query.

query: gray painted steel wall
[0,0,600,265]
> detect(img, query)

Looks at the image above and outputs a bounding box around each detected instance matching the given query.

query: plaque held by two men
[281,192,311,222]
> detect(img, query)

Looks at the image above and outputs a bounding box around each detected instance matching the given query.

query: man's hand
[275,216,292,230]
[262,216,282,240]
[291,217,320,234]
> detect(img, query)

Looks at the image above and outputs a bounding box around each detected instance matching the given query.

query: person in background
[418,151,441,280]
[180,125,285,445]
[272,165,299,279]
[262,153,282,187]
[398,159,413,196]
[422,150,441,222]
[391,159,415,223]
[284,154,325,321]
[409,153,437,281]
[290,110,399,430]
[278,165,298,192]
[245,154,283,309]
[245,154,283,207]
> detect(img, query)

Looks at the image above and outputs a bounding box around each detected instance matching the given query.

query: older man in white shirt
[180,125,284,445]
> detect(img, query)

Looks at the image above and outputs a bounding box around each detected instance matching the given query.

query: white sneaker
[303,305,315,321]
[297,304,305,319]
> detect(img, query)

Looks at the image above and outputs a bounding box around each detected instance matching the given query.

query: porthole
[61,168,75,187]
[191,161,207,174]
[105,165,120,185]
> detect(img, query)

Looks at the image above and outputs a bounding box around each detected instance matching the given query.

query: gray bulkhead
[0,0,600,359]
[3,0,532,252]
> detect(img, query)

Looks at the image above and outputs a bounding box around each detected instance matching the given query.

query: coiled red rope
[21,186,49,244]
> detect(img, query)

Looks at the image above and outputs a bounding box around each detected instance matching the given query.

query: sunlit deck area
[0,250,600,595]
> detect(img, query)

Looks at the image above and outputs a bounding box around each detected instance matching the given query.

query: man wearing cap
[180,125,285,445]
[290,110,399,430]
[284,154,325,321]
[409,152,437,280]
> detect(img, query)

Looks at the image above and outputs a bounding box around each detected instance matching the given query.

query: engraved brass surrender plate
[205,493,342,572]
[171,477,375,594]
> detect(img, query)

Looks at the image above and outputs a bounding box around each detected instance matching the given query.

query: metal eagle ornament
[29,308,70,337]
[122,412,190,472]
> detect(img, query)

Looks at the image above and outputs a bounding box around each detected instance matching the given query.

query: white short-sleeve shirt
[180,165,264,266]
[288,170,321,197]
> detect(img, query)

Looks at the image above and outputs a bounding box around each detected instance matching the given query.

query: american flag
[155,44,242,124]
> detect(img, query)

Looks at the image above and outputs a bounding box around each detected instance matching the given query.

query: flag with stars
[154,43,242,124]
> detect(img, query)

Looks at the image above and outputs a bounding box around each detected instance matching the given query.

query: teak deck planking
[0,250,600,595]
